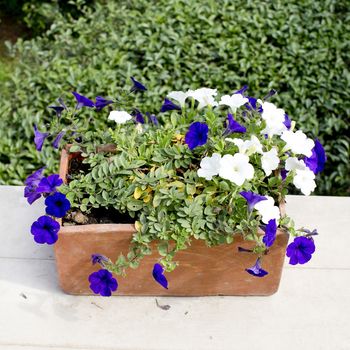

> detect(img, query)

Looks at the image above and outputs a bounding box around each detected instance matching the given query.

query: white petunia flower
[226,135,263,156]
[219,93,248,112]
[197,153,222,180]
[261,148,280,176]
[281,130,315,157]
[219,153,254,186]
[187,88,218,109]
[167,90,193,107]
[254,196,280,224]
[285,157,306,171]
[258,100,287,137]
[108,111,132,124]
[293,168,316,196]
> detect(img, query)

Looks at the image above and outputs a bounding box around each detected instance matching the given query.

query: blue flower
[280,168,287,181]
[45,192,71,218]
[95,96,113,111]
[147,112,159,126]
[234,85,248,94]
[262,219,277,248]
[185,122,209,150]
[31,215,60,245]
[37,174,63,194]
[133,109,145,124]
[286,236,315,265]
[226,113,246,134]
[52,131,65,149]
[89,269,118,296]
[24,167,45,204]
[239,191,267,212]
[152,263,168,289]
[304,139,326,174]
[34,125,49,152]
[49,105,64,117]
[91,254,109,266]
[246,96,258,110]
[130,77,147,92]
[160,98,181,113]
[283,113,292,129]
[72,92,95,109]
[246,258,268,277]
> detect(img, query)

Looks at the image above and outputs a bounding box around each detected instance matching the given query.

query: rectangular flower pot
[55,148,289,296]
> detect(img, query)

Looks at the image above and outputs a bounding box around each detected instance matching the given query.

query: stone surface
[0,186,349,350]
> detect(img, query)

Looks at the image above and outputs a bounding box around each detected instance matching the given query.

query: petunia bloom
[152,263,168,289]
[219,153,254,186]
[160,98,181,113]
[36,174,63,194]
[262,219,277,248]
[283,113,292,129]
[226,114,246,134]
[254,196,280,224]
[239,191,267,212]
[49,105,64,117]
[91,254,109,266]
[259,100,287,137]
[72,92,95,109]
[197,153,222,180]
[52,131,65,149]
[304,139,326,174]
[24,167,45,205]
[281,130,315,157]
[286,236,315,265]
[293,168,316,196]
[219,94,248,112]
[34,125,49,152]
[234,85,248,94]
[89,269,118,296]
[30,215,60,245]
[45,192,71,218]
[133,109,145,124]
[147,113,159,126]
[108,111,132,124]
[187,88,218,109]
[167,90,192,107]
[130,77,147,92]
[261,148,280,176]
[185,122,209,150]
[246,96,258,110]
[95,96,113,111]
[246,258,268,277]
[226,135,263,156]
[285,157,306,171]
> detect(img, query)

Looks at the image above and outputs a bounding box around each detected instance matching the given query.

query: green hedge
[0,0,349,195]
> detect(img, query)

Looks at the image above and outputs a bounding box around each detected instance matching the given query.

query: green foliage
[0,0,349,195]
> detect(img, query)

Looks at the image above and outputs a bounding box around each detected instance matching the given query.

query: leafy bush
[0,0,349,195]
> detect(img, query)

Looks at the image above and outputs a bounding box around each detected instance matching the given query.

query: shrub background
[0,0,349,195]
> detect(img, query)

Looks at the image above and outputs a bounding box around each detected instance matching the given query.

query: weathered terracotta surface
[55,148,289,296]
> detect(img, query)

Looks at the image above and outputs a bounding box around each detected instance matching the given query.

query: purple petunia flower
[286,236,315,265]
[133,109,145,124]
[246,96,258,110]
[152,263,168,289]
[30,215,60,245]
[283,113,292,129]
[264,89,277,100]
[36,174,63,194]
[52,131,65,149]
[226,113,246,134]
[262,219,277,248]
[34,125,49,152]
[45,192,71,218]
[147,112,159,126]
[304,139,326,174]
[234,85,248,95]
[160,98,181,113]
[246,258,268,277]
[72,92,95,109]
[185,122,209,150]
[239,191,267,212]
[130,77,147,92]
[95,96,114,111]
[49,106,64,117]
[91,254,109,266]
[89,269,118,296]
[280,168,288,181]
[24,167,45,204]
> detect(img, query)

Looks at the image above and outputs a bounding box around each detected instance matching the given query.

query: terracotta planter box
[55,148,289,296]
